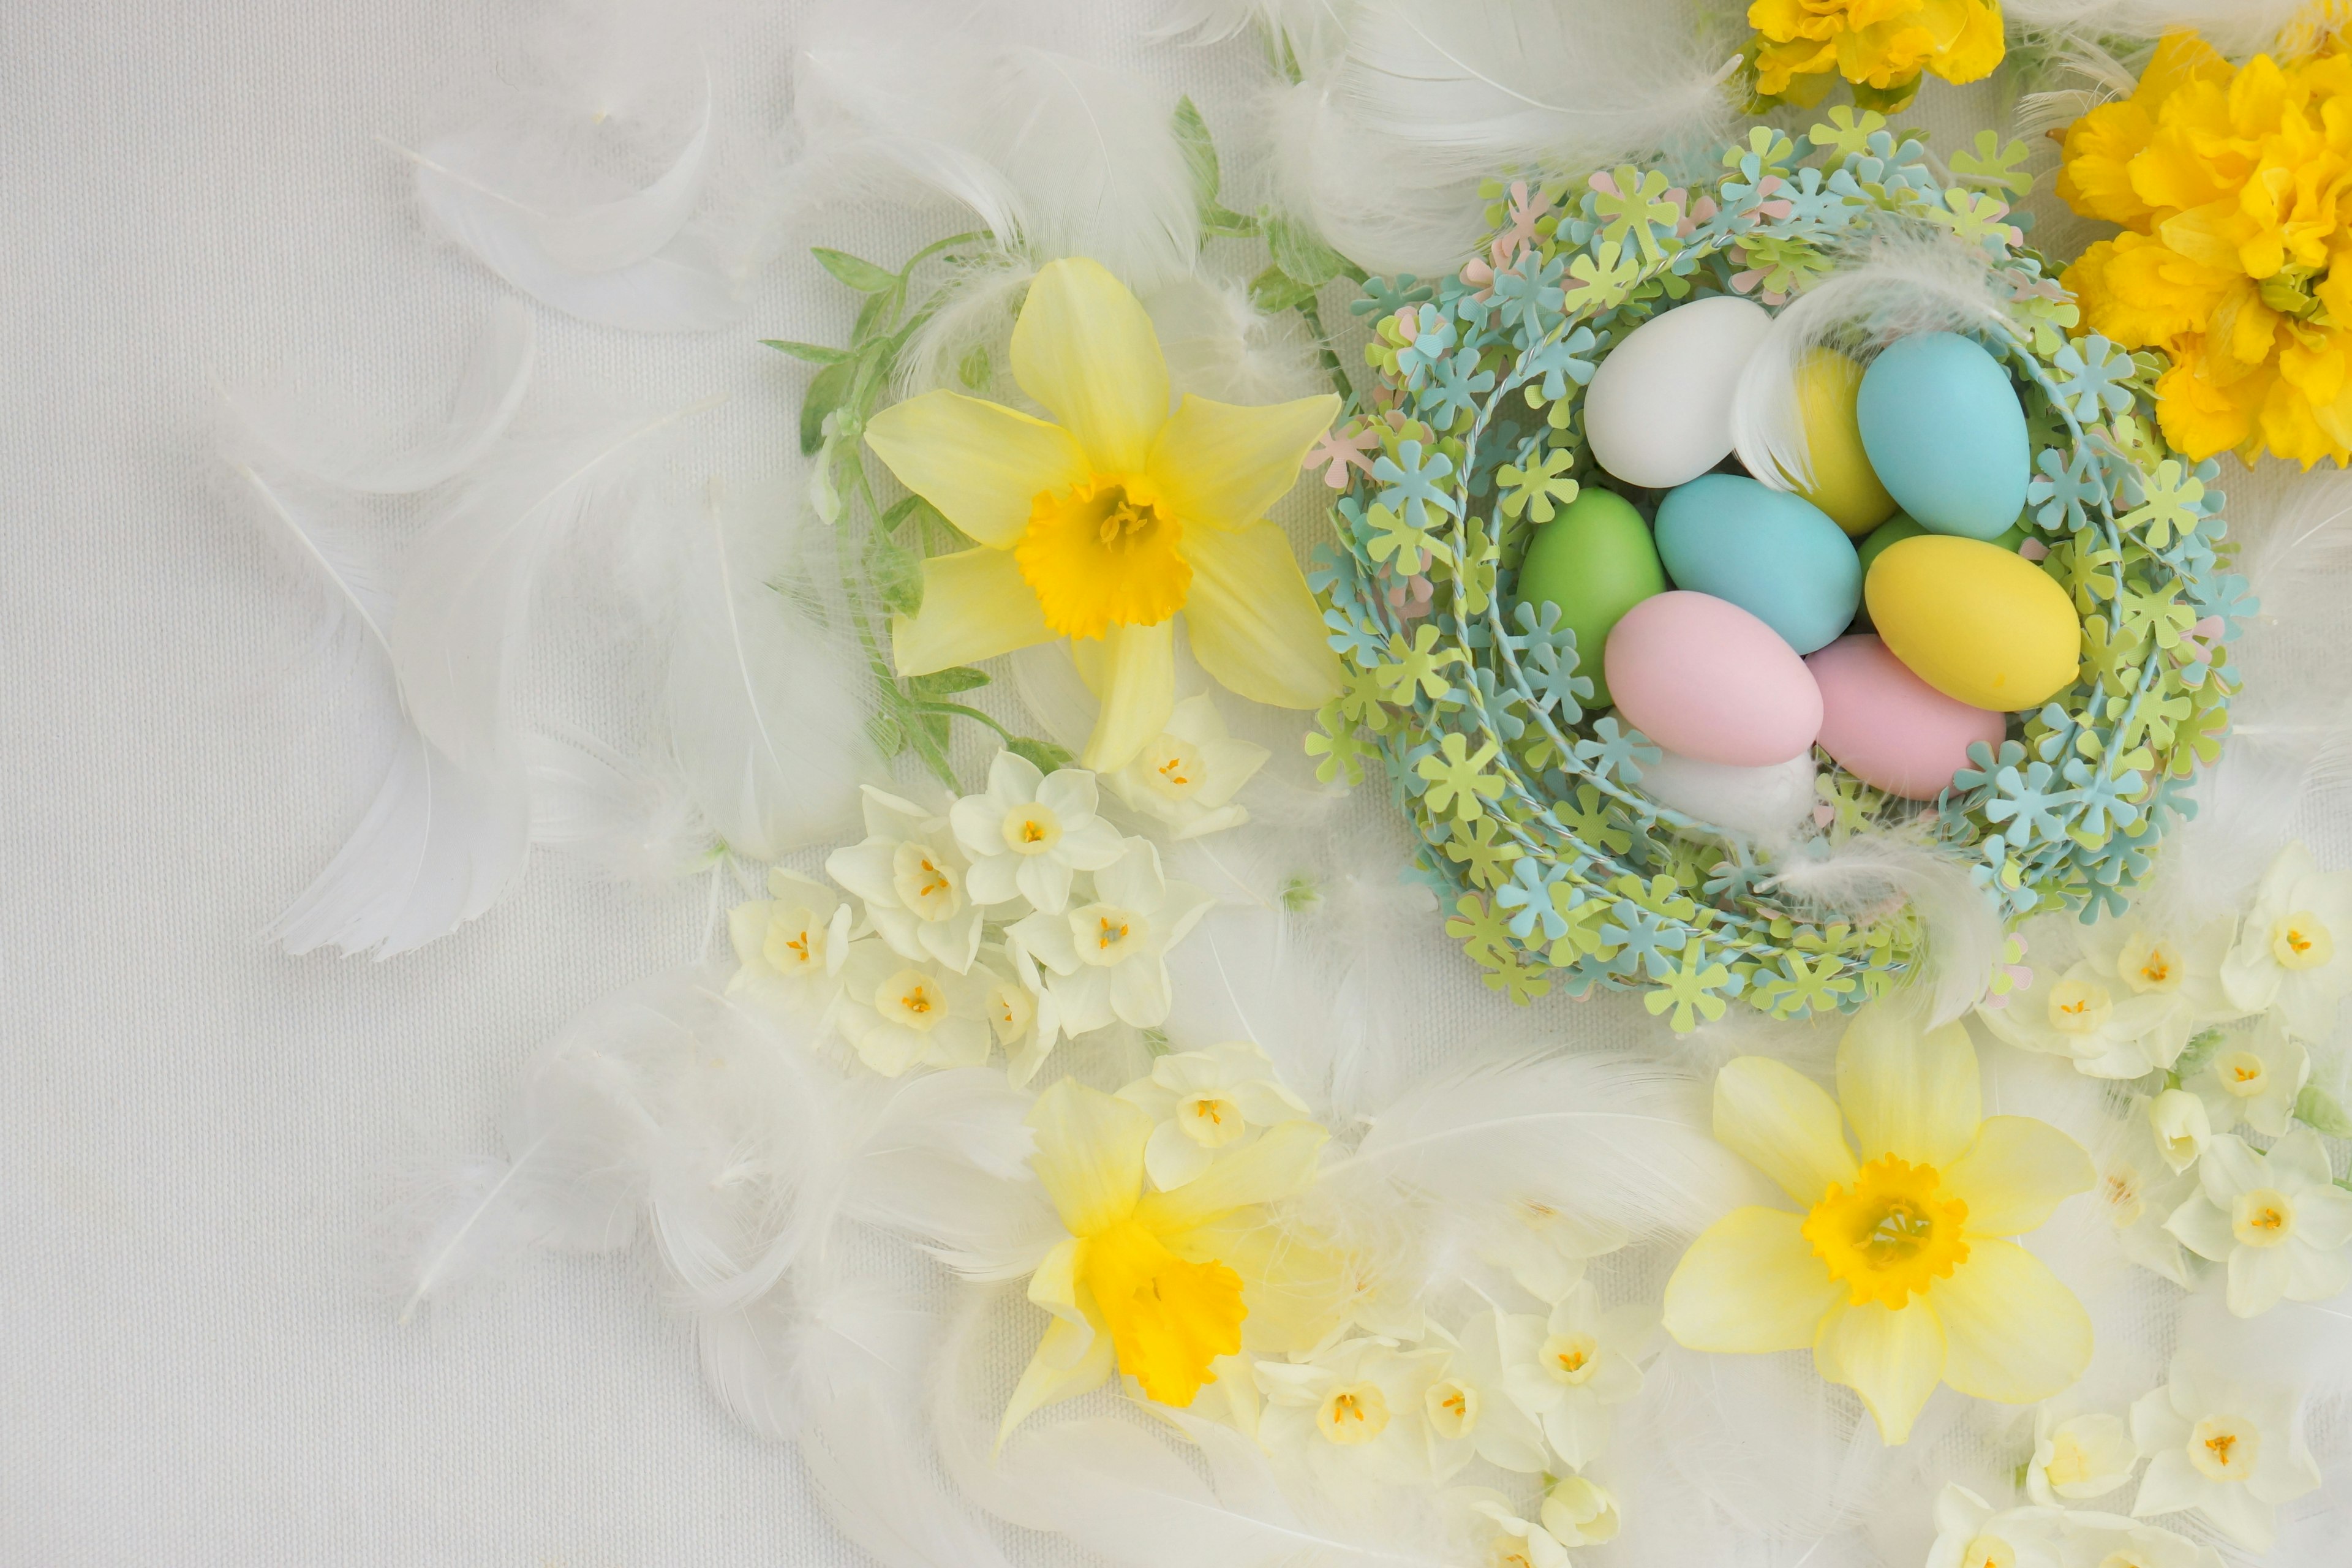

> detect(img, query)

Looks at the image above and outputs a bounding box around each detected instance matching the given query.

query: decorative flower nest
[1307,111,2252,1030]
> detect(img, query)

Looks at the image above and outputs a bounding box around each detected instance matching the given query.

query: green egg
[1513,486,1666,709]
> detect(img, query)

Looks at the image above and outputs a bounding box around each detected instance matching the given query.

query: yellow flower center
[1071,902,1148,967]
[1316,1381,1390,1445]
[1802,1153,1971,1308]
[2189,1414,2260,1482]
[2046,1429,2097,1489]
[890,842,963,921]
[2118,930,2181,992]
[1139,735,1206,801]
[763,909,824,973]
[877,968,945,1032]
[1178,1092,1246,1148]
[2217,1050,2269,1097]
[1542,1331,1600,1385]
[1014,476,1189,640]
[2046,976,2115,1036]
[2272,911,2333,970]
[1001,805,1063,856]
[1425,1377,1479,1439]
[1082,1216,1245,1408]
[2233,1187,2296,1248]
[1961,1537,2016,1568]
[983,977,1033,1044]
[2103,1163,2146,1229]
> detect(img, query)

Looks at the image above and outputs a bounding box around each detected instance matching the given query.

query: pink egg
[1807,634,2006,801]
[1604,591,1823,766]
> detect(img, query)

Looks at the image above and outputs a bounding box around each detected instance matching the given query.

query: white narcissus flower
[2163,1128,2352,1316]
[2145,1089,2209,1175]
[1450,1488,1570,1568]
[2092,1123,2200,1287]
[1498,1280,1654,1469]
[1472,1197,1623,1305]
[1978,958,2185,1077]
[1924,1485,2062,1568]
[1009,839,1211,1033]
[2128,1354,2321,1550]
[725,869,854,1016]
[974,943,1060,1088]
[2081,915,2245,1046]
[1256,1335,1446,1485]
[1106,693,1269,841]
[2222,842,2352,1038]
[1540,1473,1621,1547]
[1114,1039,1311,1189]
[832,939,993,1077]
[2184,1016,2309,1139]
[1419,1311,1551,1480]
[825,787,986,973]
[949,750,1124,914]
[2026,1396,2138,1506]
[2050,1512,2223,1568]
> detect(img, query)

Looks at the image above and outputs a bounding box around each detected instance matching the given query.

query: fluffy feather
[220,300,535,494]
[525,724,719,884]
[2004,0,2329,58]
[1763,827,2003,1028]
[661,475,877,863]
[1155,0,1360,75]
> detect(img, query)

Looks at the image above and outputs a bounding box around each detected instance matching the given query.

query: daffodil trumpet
[862,257,1344,772]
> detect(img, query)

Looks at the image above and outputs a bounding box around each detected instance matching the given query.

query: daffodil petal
[1713,1057,1859,1205]
[1146,392,1338,530]
[864,391,1093,549]
[1000,1313,1115,1443]
[1137,1120,1329,1234]
[892,547,1054,676]
[1180,522,1344,710]
[1027,1077,1152,1235]
[1079,618,1175,771]
[1028,1236,1087,1325]
[1837,1008,1981,1167]
[1931,1238,2092,1404]
[1011,257,1169,474]
[1662,1207,1844,1352]
[1814,1299,1945,1444]
[1940,1115,2095,1236]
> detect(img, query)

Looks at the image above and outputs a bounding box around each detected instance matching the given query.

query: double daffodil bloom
[864,257,1343,771]
[1662,1008,2097,1443]
[1003,1078,1327,1439]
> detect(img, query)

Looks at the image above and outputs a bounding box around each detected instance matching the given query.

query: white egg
[1582,295,1774,489]
[1638,746,1819,839]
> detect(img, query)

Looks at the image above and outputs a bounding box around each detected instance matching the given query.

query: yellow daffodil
[1661,1007,2097,1443]
[863,258,1343,771]
[1748,0,2003,105]
[2057,33,2352,465]
[1003,1077,1327,1438]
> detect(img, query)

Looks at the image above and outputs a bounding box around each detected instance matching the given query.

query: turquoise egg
[1856,332,2030,541]
[1653,473,1860,655]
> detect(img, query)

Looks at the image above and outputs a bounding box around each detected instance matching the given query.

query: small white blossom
[2050,1512,2222,1568]
[1106,693,1269,841]
[1115,1040,1311,1190]
[1009,839,1212,1033]
[1540,1473,1621,1547]
[2163,1128,2352,1316]
[2027,1396,2139,1506]
[1420,1311,1550,1479]
[1450,1488,1570,1568]
[2184,1016,2308,1139]
[725,869,854,1017]
[2222,842,2352,1038]
[2128,1354,2321,1550]
[833,939,992,1076]
[1472,1197,1620,1305]
[1925,1485,2062,1568]
[1979,958,2184,1078]
[1257,1336,1446,1486]
[2090,1123,2200,1286]
[2145,1090,2210,1175]
[825,787,986,972]
[1498,1281,1653,1469]
[2082,915,2244,1046]
[974,942,1060,1087]
[949,750,1124,914]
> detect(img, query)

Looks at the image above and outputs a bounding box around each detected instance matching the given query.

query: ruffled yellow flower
[1749,0,2003,105]
[1002,1077,1327,1438]
[1661,1008,2097,1443]
[863,258,1343,771]
[2057,32,2352,466]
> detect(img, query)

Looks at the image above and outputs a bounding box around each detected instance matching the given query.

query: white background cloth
[1,2,2334,1564]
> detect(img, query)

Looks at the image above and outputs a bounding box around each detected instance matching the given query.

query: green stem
[924,702,1019,742]
[1296,293,1358,408]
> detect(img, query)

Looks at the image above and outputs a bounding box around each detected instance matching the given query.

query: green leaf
[761,339,851,365]
[812,246,899,293]
[801,358,856,455]
[1172,96,1220,210]
[1006,736,1075,774]
[1264,210,1349,288]
[1849,76,1922,115]
[908,666,990,698]
[1202,204,1259,239]
[2294,1084,2352,1139]
[866,529,925,616]
[907,709,957,786]
[958,343,991,390]
[1248,263,1320,313]
[852,284,904,345]
[2174,1027,2228,1080]
[867,707,908,760]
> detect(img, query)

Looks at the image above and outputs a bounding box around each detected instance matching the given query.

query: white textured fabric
[2,2,2341,1564]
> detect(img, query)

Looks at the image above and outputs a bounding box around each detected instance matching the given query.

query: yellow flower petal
[1078,619,1175,772]
[1027,1078,1151,1236]
[1179,522,1344,710]
[1662,1207,1845,1352]
[892,547,1054,676]
[1836,1008,1981,1167]
[1000,1311,1115,1441]
[1712,1057,1858,1205]
[1145,392,1338,532]
[1084,1215,1246,1407]
[1136,1120,1328,1235]
[1011,257,1170,475]
[1813,1299,1945,1444]
[1940,1115,2095,1237]
[864,390,1093,549]
[1931,1238,2092,1404]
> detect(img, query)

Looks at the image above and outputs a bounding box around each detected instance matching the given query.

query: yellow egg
[1790,350,1897,537]
[1865,536,2081,712]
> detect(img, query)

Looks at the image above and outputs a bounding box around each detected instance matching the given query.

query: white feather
[525,724,718,884]
[1763,827,2003,1028]
[219,300,536,494]
[1155,0,1361,75]
[661,475,878,864]
[2004,0,2329,58]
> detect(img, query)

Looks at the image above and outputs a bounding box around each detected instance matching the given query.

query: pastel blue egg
[1653,473,1860,655]
[1856,332,2030,541]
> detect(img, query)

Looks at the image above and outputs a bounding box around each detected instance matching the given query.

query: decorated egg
[1515,487,1667,709]
[1653,474,1860,655]
[1856,332,2030,541]
[1583,295,1774,490]
[1640,748,1819,837]
[1865,536,2081,711]
[1739,348,1897,537]
[1807,635,2007,801]
[1604,591,1824,766]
